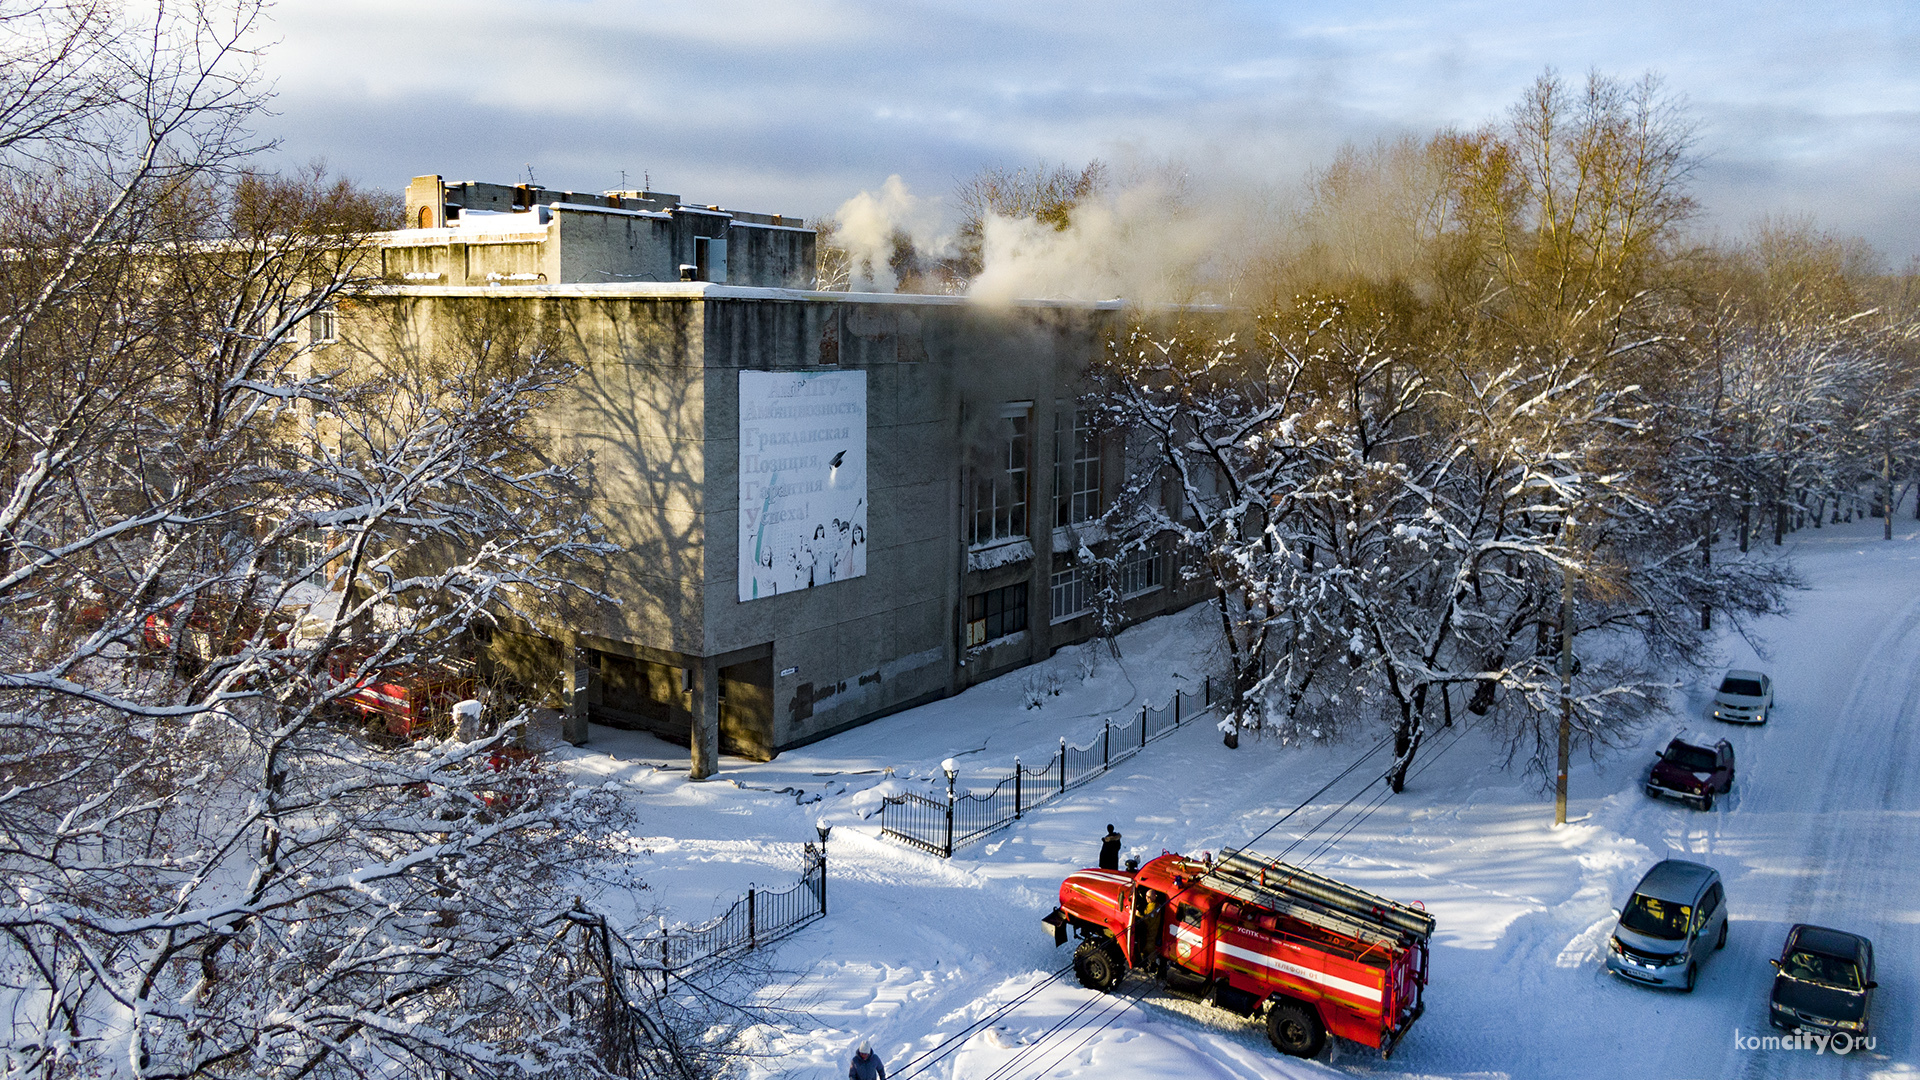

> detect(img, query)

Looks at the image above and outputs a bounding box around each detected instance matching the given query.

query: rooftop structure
[394,175,815,289]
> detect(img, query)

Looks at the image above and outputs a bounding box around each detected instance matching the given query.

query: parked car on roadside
[1645,733,1735,810]
[1604,859,1727,992]
[1711,669,1772,724]
[1770,925,1876,1038]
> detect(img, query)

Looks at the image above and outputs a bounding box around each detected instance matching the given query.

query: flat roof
[376,282,1132,310]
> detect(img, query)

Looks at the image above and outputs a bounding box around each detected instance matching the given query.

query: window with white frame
[308,302,338,345]
[1119,543,1164,596]
[1050,565,1092,622]
[1054,407,1101,527]
[972,405,1030,546]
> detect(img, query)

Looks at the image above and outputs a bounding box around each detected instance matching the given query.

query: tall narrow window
[309,302,338,345]
[972,406,1030,546]
[1054,407,1100,527]
[1119,542,1164,596]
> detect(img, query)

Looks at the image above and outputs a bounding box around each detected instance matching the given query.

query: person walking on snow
[1098,824,1122,871]
[849,1037,885,1080]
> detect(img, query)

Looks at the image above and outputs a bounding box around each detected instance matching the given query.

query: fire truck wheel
[1266,1000,1325,1058]
[1073,940,1122,992]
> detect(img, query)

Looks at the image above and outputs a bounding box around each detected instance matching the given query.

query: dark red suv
[1645,734,1735,810]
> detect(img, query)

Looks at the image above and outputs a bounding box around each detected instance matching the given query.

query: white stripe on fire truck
[1214,941,1384,1004]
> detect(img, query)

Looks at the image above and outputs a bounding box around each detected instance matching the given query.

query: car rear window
[1719,677,1764,697]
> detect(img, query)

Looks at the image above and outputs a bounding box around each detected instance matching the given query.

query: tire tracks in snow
[1712,583,1920,1080]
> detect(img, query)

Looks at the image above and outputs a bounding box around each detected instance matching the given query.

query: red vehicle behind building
[326,652,475,739]
[143,600,287,668]
[1042,848,1433,1059]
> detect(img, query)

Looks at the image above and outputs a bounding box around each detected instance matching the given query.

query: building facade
[358,177,1204,775]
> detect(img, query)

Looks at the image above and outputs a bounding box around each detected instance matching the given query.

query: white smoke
[832,175,950,292]
[966,170,1259,306]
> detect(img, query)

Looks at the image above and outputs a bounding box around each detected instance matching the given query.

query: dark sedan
[1770,924,1876,1038]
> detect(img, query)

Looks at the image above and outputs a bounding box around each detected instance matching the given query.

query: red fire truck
[326,652,475,740]
[1041,848,1433,1059]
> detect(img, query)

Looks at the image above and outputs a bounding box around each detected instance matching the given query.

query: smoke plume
[831,175,951,292]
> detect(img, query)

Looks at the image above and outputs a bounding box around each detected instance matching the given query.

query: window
[966,583,1028,647]
[972,406,1030,546]
[267,526,330,586]
[1050,566,1091,622]
[1118,544,1163,596]
[1054,408,1101,526]
[308,302,338,345]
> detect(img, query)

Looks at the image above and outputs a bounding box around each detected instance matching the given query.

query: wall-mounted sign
[739,370,867,601]
[779,666,798,677]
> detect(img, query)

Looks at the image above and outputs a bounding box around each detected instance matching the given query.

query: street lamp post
[814,819,831,915]
[941,758,957,858]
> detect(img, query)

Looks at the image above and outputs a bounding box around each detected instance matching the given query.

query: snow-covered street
[556,515,1920,1080]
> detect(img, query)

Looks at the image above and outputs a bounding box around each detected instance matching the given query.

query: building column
[690,655,721,780]
[560,641,593,746]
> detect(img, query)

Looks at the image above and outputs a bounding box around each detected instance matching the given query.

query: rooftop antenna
[619,169,628,189]
[525,162,537,186]
[644,170,650,192]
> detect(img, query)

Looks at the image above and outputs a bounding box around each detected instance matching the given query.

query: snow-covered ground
[555,514,1920,1079]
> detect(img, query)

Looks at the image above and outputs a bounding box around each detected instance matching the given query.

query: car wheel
[1717,920,1727,950]
[1266,1000,1325,1058]
[1682,961,1697,993]
[1699,791,1714,811]
[1073,939,1121,993]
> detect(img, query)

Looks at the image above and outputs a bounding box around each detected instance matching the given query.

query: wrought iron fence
[880,676,1215,857]
[637,837,828,980]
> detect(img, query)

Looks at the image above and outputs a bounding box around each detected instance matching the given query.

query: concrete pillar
[560,643,592,746]
[690,656,721,780]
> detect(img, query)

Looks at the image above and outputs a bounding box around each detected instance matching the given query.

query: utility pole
[1555,518,1575,826]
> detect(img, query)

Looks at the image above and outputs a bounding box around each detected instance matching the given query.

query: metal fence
[637,837,828,980]
[880,676,1215,857]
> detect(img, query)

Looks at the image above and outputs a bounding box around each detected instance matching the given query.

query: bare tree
[0,6,733,1077]
[949,159,1108,281]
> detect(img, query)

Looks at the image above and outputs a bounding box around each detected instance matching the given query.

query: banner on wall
[738,370,867,601]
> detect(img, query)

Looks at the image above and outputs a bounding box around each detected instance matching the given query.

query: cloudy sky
[259,0,1920,259]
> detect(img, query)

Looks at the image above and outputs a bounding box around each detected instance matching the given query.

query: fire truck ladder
[1209,848,1436,949]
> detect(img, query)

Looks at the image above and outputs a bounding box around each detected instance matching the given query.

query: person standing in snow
[849,1037,885,1080]
[1098,824,1122,871]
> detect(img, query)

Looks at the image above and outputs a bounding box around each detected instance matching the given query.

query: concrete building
[363,176,1204,776]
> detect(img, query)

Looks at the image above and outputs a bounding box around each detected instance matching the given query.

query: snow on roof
[549,201,671,221]
[452,209,550,235]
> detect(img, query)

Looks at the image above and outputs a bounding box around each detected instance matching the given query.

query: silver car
[1710,669,1772,724]
[1604,860,1728,992]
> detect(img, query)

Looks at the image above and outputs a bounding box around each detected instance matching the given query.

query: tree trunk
[1885,447,1895,541]
[1555,527,1575,826]
[1700,511,1712,631]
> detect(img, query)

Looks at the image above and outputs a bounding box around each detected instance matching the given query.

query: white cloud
[256,0,1920,258]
